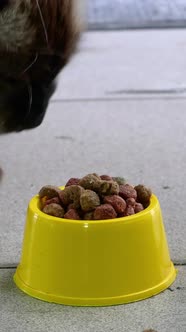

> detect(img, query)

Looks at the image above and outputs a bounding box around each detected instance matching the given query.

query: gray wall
[88,0,186,30]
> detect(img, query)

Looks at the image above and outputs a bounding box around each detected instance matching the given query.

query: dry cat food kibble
[38,174,152,220]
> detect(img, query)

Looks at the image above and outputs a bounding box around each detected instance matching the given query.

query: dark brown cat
[0,0,83,133]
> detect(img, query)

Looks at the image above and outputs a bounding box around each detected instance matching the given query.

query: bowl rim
[29,188,159,225]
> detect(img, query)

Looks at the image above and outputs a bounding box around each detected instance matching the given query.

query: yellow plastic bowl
[14,190,176,306]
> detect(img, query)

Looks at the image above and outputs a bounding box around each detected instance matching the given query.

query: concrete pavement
[0,30,186,332]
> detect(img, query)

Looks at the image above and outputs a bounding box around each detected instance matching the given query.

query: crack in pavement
[107,88,186,95]
[50,95,186,104]
[0,262,185,270]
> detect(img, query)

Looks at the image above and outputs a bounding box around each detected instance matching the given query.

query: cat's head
[0,0,82,133]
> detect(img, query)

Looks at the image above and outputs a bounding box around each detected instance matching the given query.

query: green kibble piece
[79,174,101,191]
[39,185,61,199]
[42,203,65,218]
[112,177,127,185]
[80,190,100,212]
[134,184,152,207]
[59,185,84,208]
[84,211,95,220]
[99,180,119,196]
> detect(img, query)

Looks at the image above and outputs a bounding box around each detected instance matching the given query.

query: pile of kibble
[38,174,152,220]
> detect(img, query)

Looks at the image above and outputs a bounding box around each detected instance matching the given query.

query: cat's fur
[0,0,83,133]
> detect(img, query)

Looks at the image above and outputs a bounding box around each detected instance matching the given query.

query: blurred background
[88,0,186,30]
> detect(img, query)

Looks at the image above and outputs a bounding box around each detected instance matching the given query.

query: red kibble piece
[119,184,137,200]
[124,206,135,216]
[126,198,136,207]
[134,203,144,213]
[94,204,117,220]
[67,203,76,211]
[104,195,126,214]
[44,197,61,207]
[100,175,113,181]
[64,209,80,220]
[65,178,80,187]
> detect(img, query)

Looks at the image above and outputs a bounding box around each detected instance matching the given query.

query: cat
[0,0,83,133]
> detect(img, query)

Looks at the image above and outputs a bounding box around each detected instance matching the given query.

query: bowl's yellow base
[14,264,176,306]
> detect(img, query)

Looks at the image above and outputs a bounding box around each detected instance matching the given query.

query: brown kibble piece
[39,185,61,199]
[42,203,65,218]
[104,195,126,214]
[80,190,100,212]
[134,184,152,207]
[94,204,117,220]
[65,178,80,187]
[119,184,137,200]
[135,203,144,213]
[64,209,80,220]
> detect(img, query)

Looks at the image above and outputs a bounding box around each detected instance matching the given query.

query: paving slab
[52,30,186,101]
[0,266,185,332]
[0,99,186,265]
